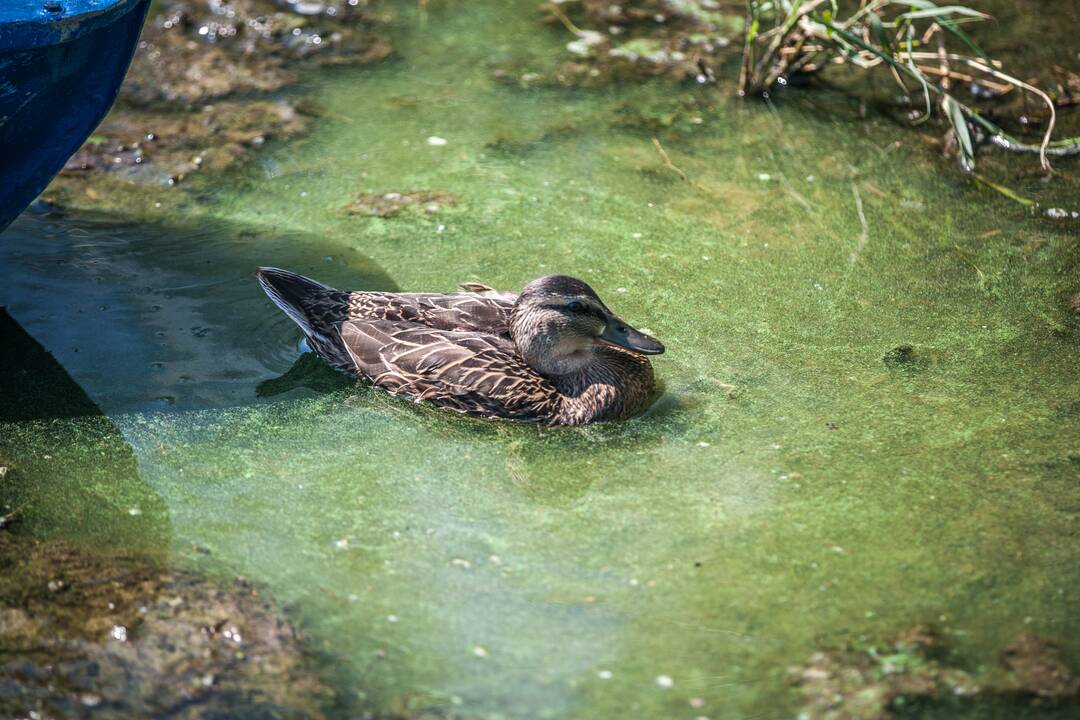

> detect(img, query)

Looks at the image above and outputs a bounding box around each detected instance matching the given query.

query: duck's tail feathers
[257,267,339,338]
[258,267,359,371]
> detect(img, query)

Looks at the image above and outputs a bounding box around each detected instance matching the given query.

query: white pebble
[111,625,128,642]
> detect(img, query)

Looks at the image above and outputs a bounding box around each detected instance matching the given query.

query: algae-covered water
[2,1,1079,717]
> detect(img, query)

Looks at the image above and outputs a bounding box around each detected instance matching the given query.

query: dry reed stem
[651,137,690,183]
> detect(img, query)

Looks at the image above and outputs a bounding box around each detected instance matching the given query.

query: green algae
[2,0,1079,718]
[0,308,170,550]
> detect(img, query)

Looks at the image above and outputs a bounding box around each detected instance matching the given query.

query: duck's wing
[347,291,515,336]
[458,283,520,304]
[339,320,560,423]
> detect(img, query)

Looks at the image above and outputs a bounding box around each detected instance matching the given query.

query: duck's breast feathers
[347,291,515,336]
[338,320,560,422]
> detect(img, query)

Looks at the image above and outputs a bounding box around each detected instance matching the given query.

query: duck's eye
[566,300,584,312]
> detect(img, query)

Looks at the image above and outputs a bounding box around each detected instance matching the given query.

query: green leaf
[897,6,989,21]
[905,27,932,125]
[868,12,894,56]
[896,0,992,61]
[943,95,975,172]
[972,174,1035,207]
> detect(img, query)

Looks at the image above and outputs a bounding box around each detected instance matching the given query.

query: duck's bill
[598,319,665,355]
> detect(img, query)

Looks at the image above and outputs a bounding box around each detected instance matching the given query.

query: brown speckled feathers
[339,322,561,422]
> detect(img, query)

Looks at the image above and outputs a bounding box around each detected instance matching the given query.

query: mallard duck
[256,268,664,425]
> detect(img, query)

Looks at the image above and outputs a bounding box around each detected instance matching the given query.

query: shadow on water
[0,203,397,552]
[0,205,398,417]
[257,350,352,398]
[0,307,170,551]
[0,313,336,719]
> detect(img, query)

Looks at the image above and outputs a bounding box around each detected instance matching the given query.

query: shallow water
[2,1,1079,717]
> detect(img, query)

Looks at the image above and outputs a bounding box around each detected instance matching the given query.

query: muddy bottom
[0,533,332,719]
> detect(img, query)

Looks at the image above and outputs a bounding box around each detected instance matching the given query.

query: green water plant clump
[739,0,1080,173]
[341,190,460,217]
[61,101,311,192]
[530,1,1080,185]
[493,0,744,87]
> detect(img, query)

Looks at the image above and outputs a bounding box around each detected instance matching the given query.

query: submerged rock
[0,533,332,719]
[63,100,312,186]
[123,0,393,106]
[790,626,1079,719]
[994,633,1080,701]
[790,626,978,720]
[44,0,392,211]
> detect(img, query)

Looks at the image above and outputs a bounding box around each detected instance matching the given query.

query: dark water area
[0,209,390,415]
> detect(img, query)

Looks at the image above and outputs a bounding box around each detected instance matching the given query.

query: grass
[738,0,1080,172]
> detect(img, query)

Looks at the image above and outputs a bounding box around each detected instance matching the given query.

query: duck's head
[509,275,664,377]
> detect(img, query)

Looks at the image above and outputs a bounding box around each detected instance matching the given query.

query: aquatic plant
[739,0,1080,171]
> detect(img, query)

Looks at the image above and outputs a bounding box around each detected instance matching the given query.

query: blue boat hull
[0,0,150,233]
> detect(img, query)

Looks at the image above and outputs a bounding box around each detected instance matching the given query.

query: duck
[256,268,664,425]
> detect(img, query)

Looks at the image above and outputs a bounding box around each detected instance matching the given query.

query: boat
[0,0,150,232]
